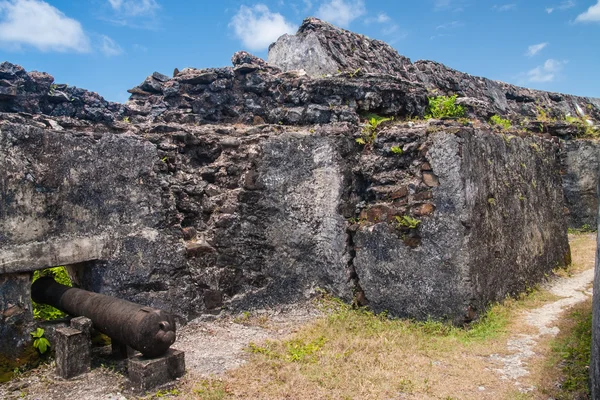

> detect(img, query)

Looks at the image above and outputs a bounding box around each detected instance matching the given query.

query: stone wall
[268,18,600,123]
[0,114,570,357]
[592,187,600,398]
[350,125,569,322]
[564,140,600,229]
[0,16,594,365]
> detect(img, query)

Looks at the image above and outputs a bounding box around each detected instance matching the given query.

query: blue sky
[0,0,599,103]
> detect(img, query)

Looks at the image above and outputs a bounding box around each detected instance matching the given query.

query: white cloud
[576,0,600,22]
[107,0,158,16]
[527,59,566,83]
[365,12,390,24]
[100,35,123,56]
[547,0,576,13]
[229,4,296,51]
[436,20,463,29]
[493,3,516,11]
[430,33,454,40]
[132,43,148,52]
[526,42,548,57]
[434,0,451,11]
[0,0,90,52]
[381,24,398,35]
[316,0,366,27]
[559,0,576,9]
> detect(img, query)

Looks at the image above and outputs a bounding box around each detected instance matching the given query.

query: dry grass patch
[184,233,596,400]
[565,232,597,276]
[187,295,552,400]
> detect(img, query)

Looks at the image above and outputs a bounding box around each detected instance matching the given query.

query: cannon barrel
[31,276,176,358]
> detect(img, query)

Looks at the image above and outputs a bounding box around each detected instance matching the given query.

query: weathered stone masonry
[0,17,595,364]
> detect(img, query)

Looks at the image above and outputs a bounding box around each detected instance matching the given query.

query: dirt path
[490,268,595,394]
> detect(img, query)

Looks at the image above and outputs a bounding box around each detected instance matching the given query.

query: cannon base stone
[127,349,185,392]
[55,324,91,379]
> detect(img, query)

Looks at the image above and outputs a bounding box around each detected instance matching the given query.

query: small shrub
[489,115,511,130]
[193,379,231,400]
[564,114,599,138]
[390,146,403,155]
[285,336,327,362]
[395,215,421,229]
[31,328,50,354]
[536,105,553,122]
[425,95,465,119]
[356,114,393,145]
[32,267,71,321]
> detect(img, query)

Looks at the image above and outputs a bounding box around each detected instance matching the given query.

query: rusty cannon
[31,276,176,358]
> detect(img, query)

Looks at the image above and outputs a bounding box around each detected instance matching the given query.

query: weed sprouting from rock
[425,95,465,119]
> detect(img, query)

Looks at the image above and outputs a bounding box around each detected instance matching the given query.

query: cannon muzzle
[32,276,176,358]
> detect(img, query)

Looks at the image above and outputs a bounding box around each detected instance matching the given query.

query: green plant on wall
[565,115,599,138]
[425,95,465,119]
[395,215,421,229]
[32,267,72,321]
[30,328,50,354]
[489,115,511,130]
[390,146,403,155]
[356,114,393,145]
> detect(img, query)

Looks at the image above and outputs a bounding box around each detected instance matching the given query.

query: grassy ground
[538,298,592,400]
[178,233,596,400]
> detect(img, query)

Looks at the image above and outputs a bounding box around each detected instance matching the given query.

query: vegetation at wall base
[32,266,72,321]
[540,298,592,400]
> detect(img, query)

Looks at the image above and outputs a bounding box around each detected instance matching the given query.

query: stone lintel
[0,236,109,274]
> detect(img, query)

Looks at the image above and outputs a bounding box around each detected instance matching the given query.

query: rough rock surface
[0,62,126,125]
[592,194,600,399]
[0,274,34,359]
[268,18,600,123]
[351,126,570,322]
[563,140,600,229]
[0,17,593,366]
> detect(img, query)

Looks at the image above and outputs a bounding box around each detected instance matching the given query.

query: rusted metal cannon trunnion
[31,276,176,358]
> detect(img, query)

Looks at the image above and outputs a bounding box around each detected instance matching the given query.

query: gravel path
[490,268,595,393]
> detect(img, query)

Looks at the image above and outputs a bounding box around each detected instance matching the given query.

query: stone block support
[55,320,91,379]
[127,349,185,392]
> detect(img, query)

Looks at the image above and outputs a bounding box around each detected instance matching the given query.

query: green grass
[32,266,72,320]
[193,379,232,400]
[546,299,592,399]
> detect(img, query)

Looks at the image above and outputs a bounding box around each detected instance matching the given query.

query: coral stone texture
[351,127,570,322]
[0,17,597,365]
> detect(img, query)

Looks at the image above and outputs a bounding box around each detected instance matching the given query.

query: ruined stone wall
[0,17,591,364]
[0,115,570,355]
[350,125,569,322]
[564,140,600,229]
[268,18,600,123]
[592,185,600,398]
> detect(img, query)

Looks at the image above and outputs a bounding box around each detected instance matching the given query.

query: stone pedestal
[55,322,91,379]
[127,349,185,392]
